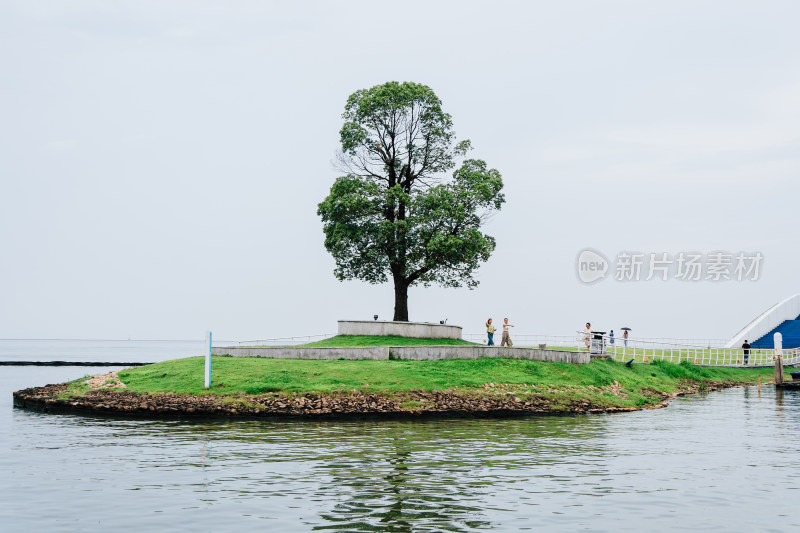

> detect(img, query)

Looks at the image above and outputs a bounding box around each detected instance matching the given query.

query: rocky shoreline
[12,378,755,420]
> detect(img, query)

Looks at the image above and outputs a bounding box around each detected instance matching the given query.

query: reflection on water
[306,417,603,532]
[2,364,800,532]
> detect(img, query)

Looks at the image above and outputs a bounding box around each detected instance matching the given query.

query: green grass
[109,356,775,411]
[298,335,476,347]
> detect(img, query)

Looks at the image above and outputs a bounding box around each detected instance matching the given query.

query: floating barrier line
[0,361,152,367]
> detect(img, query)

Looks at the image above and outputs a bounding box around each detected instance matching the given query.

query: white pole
[205,331,212,388]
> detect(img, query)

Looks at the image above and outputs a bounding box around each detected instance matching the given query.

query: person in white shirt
[501,318,514,347]
[583,322,592,351]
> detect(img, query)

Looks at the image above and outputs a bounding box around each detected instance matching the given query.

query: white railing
[464,332,800,367]
[638,337,729,348]
[238,334,335,346]
[602,340,800,367]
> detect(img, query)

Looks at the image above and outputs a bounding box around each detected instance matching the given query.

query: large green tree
[317,81,505,321]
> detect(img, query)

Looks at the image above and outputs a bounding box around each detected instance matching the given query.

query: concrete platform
[337,320,463,339]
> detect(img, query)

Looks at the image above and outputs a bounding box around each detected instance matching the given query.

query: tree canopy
[318,81,504,321]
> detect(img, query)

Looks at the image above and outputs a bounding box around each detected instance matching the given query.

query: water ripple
[3,367,800,531]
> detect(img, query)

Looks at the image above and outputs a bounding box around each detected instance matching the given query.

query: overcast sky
[2,1,798,343]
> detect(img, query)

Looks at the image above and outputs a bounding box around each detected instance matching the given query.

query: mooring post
[774,356,784,385]
[774,332,784,386]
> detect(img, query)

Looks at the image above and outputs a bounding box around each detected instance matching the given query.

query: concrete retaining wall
[389,346,589,364]
[337,320,463,339]
[211,346,389,360]
[212,345,588,364]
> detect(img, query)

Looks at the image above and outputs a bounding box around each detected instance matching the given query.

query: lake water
[1,340,799,532]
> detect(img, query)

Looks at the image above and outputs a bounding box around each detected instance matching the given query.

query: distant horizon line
[0,338,238,342]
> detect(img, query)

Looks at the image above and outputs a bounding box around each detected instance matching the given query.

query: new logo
[576,249,609,284]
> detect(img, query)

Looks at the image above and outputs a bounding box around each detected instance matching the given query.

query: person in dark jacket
[742,340,751,365]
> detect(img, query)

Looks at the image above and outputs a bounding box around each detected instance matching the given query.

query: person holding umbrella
[622,327,631,347]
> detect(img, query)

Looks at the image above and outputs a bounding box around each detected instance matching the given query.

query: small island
[13,335,774,419]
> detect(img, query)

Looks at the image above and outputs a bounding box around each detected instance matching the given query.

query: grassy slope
[299,335,476,347]
[110,357,775,410]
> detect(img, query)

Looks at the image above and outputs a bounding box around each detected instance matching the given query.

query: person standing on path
[486,318,496,346]
[623,329,629,347]
[742,340,751,365]
[500,318,514,347]
[583,322,592,351]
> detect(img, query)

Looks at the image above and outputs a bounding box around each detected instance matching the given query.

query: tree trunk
[393,277,409,321]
